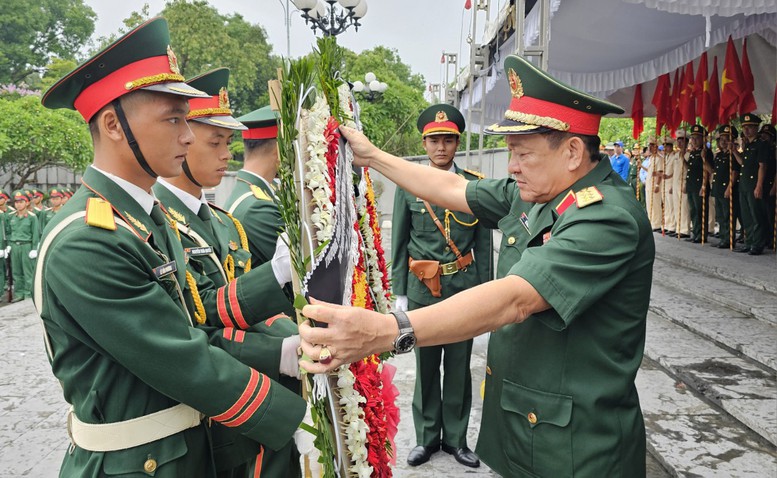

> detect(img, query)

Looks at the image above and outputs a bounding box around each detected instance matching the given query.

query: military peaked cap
[238,106,279,140]
[186,68,246,131]
[417,104,465,137]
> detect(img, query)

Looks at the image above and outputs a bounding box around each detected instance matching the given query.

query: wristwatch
[390,310,417,354]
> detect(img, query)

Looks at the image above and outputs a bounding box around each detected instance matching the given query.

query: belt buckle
[440,262,458,275]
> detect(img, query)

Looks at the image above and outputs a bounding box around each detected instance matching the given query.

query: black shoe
[441,444,480,468]
[678,233,690,239]
[734,246,750,253]
[691,237,702,243]
[407,445,438,466]
[717,242,731,249]
[652,228,662,233]
[684,237,695,242]
[748,247,763,256]
[666,231,677,237]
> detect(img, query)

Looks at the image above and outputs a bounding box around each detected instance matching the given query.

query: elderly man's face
[506,133,572,204]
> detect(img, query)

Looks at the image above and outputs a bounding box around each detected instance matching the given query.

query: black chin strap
[181,159,202,188]
[112,99,158,179]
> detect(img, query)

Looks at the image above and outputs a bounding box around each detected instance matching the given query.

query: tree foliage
[0,94,92,190]
[0,0,96,85]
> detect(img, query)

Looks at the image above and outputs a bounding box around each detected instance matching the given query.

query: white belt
[67,403,204,452]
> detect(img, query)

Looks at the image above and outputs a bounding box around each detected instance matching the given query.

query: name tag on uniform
[185,246,213,257]
[153,261,177,279]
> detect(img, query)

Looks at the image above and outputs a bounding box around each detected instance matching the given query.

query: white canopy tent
[458,0,777,133]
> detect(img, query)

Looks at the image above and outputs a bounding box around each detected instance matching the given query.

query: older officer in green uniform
[392,104,491,469]
[9,190,40,301]
[224,106,283,266]
[154,68,302,478]
[37,18,305,477]
[732,113,770,255]
[711,126,741,249]
[298,54,654,478]
[684,125,714,243]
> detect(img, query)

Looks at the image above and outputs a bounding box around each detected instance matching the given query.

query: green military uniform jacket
[392,164,492,305]
[224,170,283,266]
[465,158,654,478]
[685,148,713,194]
[39,206,59,233]
[36,167,305,477]
[738,139,769,192]
[153,182,300,474]
[8,210,40,247]
[711,150,740,198]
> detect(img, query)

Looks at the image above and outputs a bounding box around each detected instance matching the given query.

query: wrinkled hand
[339,126,379,168]
[271,234,291,286]
[298,298,393,373]
[394,295,408,312]
[28,249,37,260]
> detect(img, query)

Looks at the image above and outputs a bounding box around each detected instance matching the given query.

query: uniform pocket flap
[231,248,251,270]
[500,380,573,429]
[102,432,187,475]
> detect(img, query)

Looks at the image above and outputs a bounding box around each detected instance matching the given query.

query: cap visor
[422,131,460,138]
[192,115,248,130]
[483,118,552,136]
[143,82,209,98]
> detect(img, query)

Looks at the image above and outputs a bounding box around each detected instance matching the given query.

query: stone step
[654,235,777,294]
[650,281,777,372]
[637,359,777,477]
[644,312,777,448]
[653,258,777,326]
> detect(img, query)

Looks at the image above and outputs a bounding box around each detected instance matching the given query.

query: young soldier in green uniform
[8,190,39,301]
[30,188,45,212]
[392,104,490,469]
[711,126,741,249]
[628,145,646,208]
[757,123,776,249]
[224,106,284,266]
[37,18,305,477]
[0,191,12,299]
[684,125,714,243]
[732,113,770,255]
[38,187,65,232]
[154,68,302,478]
[299,54,654,478]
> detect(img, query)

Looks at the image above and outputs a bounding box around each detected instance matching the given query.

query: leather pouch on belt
[409,258,442,298]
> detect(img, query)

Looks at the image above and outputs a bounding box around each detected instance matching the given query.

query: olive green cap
[717,124,738,138]
[41,17,208,122]
[13,190,30,202]
[186,68,246,131]
[739,113,761,125]
[237,106,279,139]
[689,124,706,136]
[485,55,623,136]
[48,187,65,198]
[417,104,465,137]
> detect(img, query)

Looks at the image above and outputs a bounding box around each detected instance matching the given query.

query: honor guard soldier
[154,68,302,478]
[37,17,305,477]
[8,190,39,301]
[393,104,492,469]
[757,123,776,248]
[224,106,284,266]
[732,113,770,254]
[711,126,741,249]
[684,125,714,243]
[644,137,664,230]
[0,190,12,298]
[299,54,654,478]
[30,188,45,212]
[39,187,65,232]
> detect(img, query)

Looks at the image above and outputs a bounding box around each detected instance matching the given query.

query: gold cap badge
[508,69,524,99]
[218,87,230,110]
[167,45,180,75]
[435,111,448,123]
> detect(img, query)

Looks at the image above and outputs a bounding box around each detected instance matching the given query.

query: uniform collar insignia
[555,190,576,215]
[124,211,149,235]
[167,206,187,224]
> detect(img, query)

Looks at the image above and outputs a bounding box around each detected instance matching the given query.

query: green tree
[0,95,92,190]
[599,117,657,149]
[0,0,96,85]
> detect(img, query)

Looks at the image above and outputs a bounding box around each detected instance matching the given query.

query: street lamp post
[292,0,368,36]
[351,72,388,101]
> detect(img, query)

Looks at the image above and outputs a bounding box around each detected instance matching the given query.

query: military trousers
[713,194,739,246]
[409,299,474,449]
[687,191,709,241]
[10,242,33,299]
[739,188,767,249]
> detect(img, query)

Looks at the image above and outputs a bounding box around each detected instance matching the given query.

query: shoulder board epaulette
[462,168,486,179]
[84,197,116,231]
[575,186,604,209]
[250,184,272,201]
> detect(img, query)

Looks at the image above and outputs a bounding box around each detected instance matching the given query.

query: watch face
[396,333,417,353]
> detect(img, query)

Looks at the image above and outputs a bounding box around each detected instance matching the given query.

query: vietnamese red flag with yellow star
[681,61,697,124]
[694,51,708,123]
[651,73,670,135]
[632,83,644,139]
[739,37,757,114]
[704,57,720,131]
[719,36,744,124]
[670,68,682,132]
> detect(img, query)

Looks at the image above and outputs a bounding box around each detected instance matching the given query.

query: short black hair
[541,130,601,162]
[244,138,277,154]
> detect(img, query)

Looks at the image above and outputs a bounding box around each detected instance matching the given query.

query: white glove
[28,249,37,260]
[280,335,301,379]
[394,295,408,312]
[0,250,5,259]
[4,246,10,255]
[271,234,292,286]
[294,402,322,478]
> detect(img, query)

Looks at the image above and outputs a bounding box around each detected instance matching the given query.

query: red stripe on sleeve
[223,375,271,427]
[228,281,250,329]
[217,285,235,328]
[212,369,259,422]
